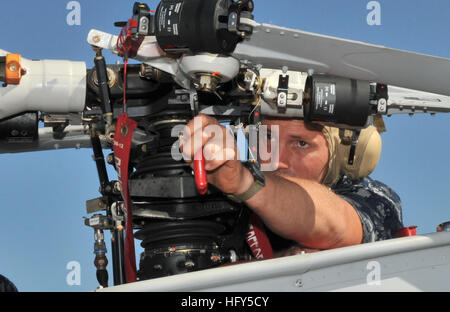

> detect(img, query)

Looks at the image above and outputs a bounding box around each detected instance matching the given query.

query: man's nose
[276,145,290,170]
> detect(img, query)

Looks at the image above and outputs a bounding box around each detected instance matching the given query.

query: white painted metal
[260,69,307,109]
[0,49,86,120]
[87,29,119,54]
[98,231,450,292]
[179,54,240,83]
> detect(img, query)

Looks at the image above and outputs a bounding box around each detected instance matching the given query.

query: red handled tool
[194,150,208,195]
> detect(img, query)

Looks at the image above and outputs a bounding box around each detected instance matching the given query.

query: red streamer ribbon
[113,113,138,283]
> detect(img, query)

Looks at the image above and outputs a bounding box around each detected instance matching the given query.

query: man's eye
[297,141,309,148]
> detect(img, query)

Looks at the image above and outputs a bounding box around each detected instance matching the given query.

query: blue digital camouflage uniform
[331,175,404,243]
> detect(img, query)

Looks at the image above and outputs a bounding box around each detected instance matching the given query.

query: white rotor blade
[387,86,450,115]
[234,23,450,96]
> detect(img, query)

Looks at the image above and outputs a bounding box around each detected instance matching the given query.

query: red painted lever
[194,150,208,195]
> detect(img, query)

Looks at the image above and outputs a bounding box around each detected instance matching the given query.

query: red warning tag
[246,213,274,260]
[113,113,138,283]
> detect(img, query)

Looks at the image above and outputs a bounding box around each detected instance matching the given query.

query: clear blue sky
[0,0,448,292]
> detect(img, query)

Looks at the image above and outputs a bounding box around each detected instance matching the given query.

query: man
[180,114,403,255]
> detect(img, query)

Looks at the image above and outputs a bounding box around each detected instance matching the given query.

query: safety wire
[116,21,136,282]
[117,24,132,113]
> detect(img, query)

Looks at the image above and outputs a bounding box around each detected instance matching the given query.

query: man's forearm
[244,172,363,249]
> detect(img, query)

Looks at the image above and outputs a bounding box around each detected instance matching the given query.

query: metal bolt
[106,154,114,164]
[114,181,122,193]
[7,62,18,72]
[295,279,303,287]
[378,98,387,113]
[185,261,195,268]
[93,35,101,43]
[106,132,115,143]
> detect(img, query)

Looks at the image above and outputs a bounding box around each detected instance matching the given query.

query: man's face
[261,119,329,183]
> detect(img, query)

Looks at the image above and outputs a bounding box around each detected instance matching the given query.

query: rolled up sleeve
[332,176,404,244]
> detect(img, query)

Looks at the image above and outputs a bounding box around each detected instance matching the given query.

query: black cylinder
[0,56,6,83]
[90,135,109,190]
[304,75,371,128]
[111,229,126,285]
[94,56,113,115]
[96,269,109,288]
[154,0,240,54]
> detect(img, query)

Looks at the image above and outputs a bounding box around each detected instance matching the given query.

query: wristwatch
[227,161,266,203]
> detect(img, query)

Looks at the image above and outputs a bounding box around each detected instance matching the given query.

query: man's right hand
[180,114,254,196]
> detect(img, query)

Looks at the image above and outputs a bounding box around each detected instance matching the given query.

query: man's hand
[180,114,253,195]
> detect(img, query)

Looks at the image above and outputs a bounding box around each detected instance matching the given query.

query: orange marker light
[5,53,23,85]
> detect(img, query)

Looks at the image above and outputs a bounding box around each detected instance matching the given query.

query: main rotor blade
[387,86,450,115]
[234,23,450,96]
